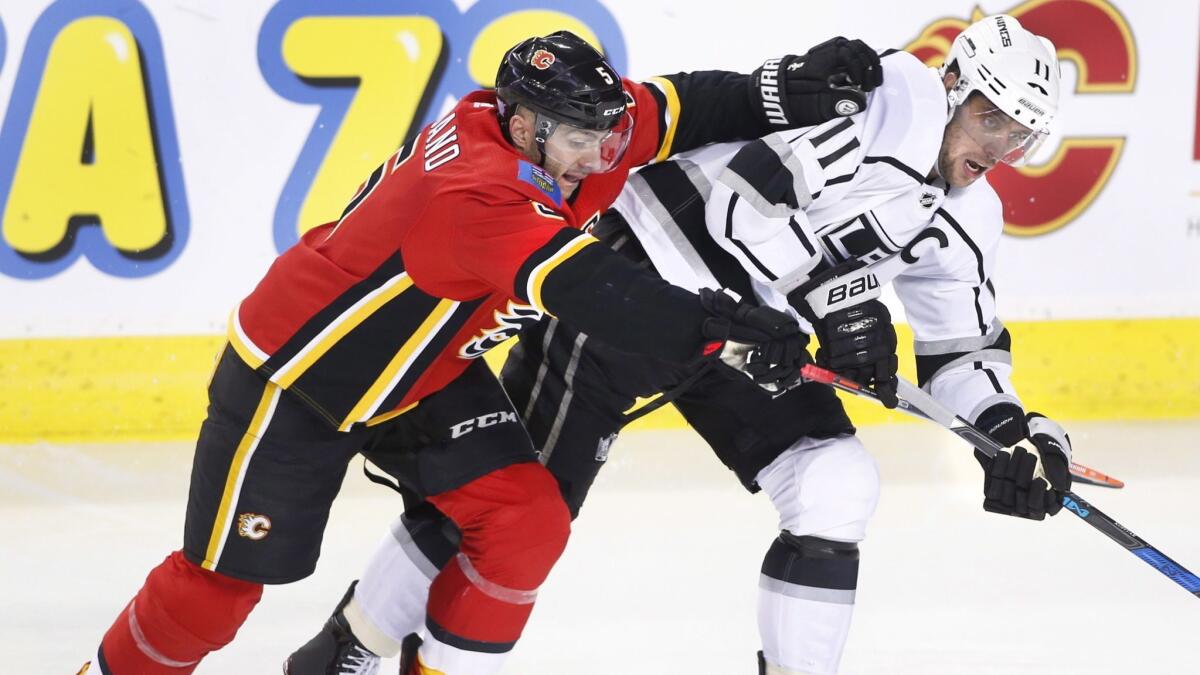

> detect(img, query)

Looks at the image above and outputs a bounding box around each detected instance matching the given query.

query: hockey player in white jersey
[289,15,1073,675]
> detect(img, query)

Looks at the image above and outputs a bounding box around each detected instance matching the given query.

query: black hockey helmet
[495,30,627,132]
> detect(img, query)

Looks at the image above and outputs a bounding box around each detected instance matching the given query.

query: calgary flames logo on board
[907,0,1136,236]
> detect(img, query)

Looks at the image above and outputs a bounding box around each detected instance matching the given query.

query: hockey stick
[799,367,1120,487]
[801,363,1200,600]
[1069,460,1124,489]
[774,248,1124,487]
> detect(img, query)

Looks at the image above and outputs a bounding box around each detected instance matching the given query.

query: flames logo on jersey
[459,301,544,359]
[905,0,1135,236]
[237,513,272,541]
[531,49,556,70]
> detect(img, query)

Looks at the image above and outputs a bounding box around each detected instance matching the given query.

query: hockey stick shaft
[803,366,1120,487]
[789,249,1127,486]
[800,363,1200,600]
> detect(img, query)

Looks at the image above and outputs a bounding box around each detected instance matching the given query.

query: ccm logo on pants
[450,411,518,438]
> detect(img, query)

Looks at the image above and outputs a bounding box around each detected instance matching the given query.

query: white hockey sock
[347,516,442,657]
[753,436,878,675]
[757,583,854,675]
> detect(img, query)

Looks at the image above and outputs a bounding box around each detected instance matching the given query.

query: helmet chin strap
[945,75,971,124]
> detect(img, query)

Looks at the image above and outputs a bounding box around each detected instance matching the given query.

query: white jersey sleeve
[700,51,946,295]
[893,181,1023,424]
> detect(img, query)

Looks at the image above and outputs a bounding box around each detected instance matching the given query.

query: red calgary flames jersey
[229,83,667,431]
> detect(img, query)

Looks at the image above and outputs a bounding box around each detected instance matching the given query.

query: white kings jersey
[610,50,1021,425]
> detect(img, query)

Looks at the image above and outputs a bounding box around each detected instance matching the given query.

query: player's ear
[942,71,959,92]
[508,109,531,149]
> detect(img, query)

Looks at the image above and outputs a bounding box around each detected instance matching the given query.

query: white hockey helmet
[942,14,1060,165]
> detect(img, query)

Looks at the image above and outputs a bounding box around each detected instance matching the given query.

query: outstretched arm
[635,37,882,163]
[442,196,810,390]
[894,205,1072,520]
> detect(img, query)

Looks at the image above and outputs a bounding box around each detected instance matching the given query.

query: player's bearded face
[938,91,1039,188]
[510,109,633,197]
[540,126,611,196]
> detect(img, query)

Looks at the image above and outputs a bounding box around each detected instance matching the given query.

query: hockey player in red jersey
[84,30,883,675]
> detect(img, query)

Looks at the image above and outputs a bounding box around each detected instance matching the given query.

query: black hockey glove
[973,404,1073,521]
[786,260,898,408]
[698,288,811,393]
[749,37,883,129]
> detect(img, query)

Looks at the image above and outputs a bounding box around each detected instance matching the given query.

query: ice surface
[4,421,1198,673]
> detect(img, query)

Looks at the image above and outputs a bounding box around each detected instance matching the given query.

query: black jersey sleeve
[538,237,707,364]
[642,38,885,162]
[642,70,767,163]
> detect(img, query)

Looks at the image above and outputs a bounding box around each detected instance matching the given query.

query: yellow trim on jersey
[525,235,600,315]
[365,399,420,427]
[202,381,281,570]
[271,274,415,388]
[339,298,461,431]
[415,654,447,675]
[227,306,267,369]
[531,201,565,220]
[647,76,682,163]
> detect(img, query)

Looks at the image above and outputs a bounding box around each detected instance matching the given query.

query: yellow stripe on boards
[0,334,226,443]
[627,319,1200,429]
[2,318,1198,443]
[202,381,280,570]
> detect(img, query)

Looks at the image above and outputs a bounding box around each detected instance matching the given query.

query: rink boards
[2,316,1197,443]
[0,0,1198,442]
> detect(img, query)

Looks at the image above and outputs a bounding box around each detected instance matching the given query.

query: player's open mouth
[562,171,586,184]
[964,158,987,177]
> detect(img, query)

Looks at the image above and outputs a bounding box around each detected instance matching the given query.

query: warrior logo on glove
[751,37,883,127]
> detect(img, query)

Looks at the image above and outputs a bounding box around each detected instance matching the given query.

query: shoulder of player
[425,103,567,211]
[621,77,654,116]
[878,50,947,115]
[449,157,566,213]
[858,51,946,185]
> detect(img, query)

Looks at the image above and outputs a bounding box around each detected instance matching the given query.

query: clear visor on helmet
[950,91,1047,167]
[535,110,634,176]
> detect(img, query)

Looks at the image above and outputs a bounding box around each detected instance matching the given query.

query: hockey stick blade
[1069,460,1124,489]
[799,366,1123,487]
[801,364,1200,600]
